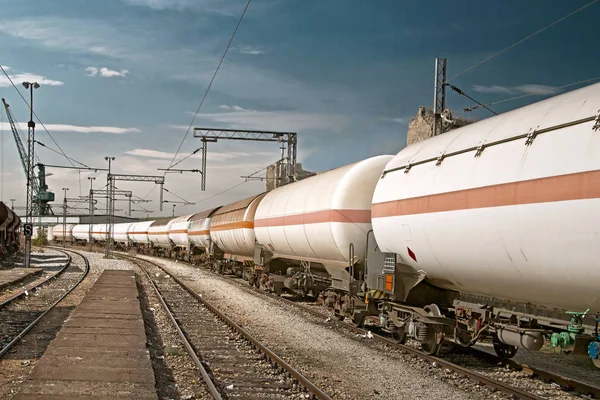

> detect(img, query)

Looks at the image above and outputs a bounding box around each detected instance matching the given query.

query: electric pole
[23,81,40,268]
[88,176,96,251]
[104,156,115,258]
[62,187,68,247]
[432,58,447,137]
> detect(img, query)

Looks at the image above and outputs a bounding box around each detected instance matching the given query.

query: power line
[448,0,599,82]
[151,0,252,200]
[0,65,78,170]
[34,140,90,168]
[308,0,598,157]
[464,76,600,111]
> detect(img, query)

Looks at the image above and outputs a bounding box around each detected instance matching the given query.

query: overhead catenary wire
[34,140,90,168]
[143,0,252,204]
[464,76,600,112]
[157,0,597,209]
[307,0,599,158]
[165,0,252,170]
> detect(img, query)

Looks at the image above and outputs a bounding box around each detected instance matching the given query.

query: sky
[0,0,598,218]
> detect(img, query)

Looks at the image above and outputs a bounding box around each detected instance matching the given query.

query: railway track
[0,248,90,357]
[229,276,600,400]
[126,254,332,400]
[119,252,600,400]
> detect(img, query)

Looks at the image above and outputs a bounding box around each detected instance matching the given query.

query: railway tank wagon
[253,155,393,299]
[187,206,221,264]
[148,218,175,256]
[113,222,134,249]
[52,224,75,244]
[91,224,109,243]
[365,81,600,364]
[128,220,155,251]
[209,193,267,276]
[168,215,194,260]
[72,224,91,243]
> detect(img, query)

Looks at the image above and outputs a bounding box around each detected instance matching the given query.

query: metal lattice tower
[193,128,297,191]
[433,58,447,136]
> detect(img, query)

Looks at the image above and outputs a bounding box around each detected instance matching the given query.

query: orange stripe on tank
[188,230,210,236]
[372,169,600,218]
[254,209,371,228]
[210,221,254,231]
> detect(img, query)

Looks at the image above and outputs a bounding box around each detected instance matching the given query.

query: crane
[2,98,55,215]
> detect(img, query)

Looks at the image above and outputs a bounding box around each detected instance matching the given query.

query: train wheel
[420,304,444,356]
[420,324,443,356]
[493,337,518,359]
[393,328,407,345]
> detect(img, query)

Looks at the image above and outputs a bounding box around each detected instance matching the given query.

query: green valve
[551,332,575,349]
[566,309,589,334]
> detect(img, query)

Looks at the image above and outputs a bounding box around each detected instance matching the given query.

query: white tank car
[371,82,600,313]
[148,218,175,248]
[128,221,155,245]
[210,193,267,258]
[188,207,221,250]
[255,155,393,268]
[113,223,133,244]
[168,215,194,248]
[53,224,75,241]
[72,224,90,241]
[91,224,109,242]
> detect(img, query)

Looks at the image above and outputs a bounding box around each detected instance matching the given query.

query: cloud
[472,84,560,96]
[0,66,64,87]
[121,0,256,15]
[233,46,266,55]
[125,148,273,162]
[0,122,140,134]
[218,105,246,111]
[192,108,349,132]
[86,67,129,78]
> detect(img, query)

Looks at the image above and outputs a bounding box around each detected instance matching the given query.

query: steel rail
[0,250,71,308]
[0,248,90,358]
[132,257,223,400]
[124,254,332,400]
[250,286,600,400]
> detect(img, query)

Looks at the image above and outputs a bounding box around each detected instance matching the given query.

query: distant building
[406,106,474,146]
[265,162,316,191]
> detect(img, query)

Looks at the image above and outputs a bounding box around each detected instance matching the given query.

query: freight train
[53,82,600,367]
[0,201,22,260]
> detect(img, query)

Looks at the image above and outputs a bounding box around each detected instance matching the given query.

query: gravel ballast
[139,255,499,400]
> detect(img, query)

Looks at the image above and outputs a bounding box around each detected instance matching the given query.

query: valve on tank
[550,309,589,351]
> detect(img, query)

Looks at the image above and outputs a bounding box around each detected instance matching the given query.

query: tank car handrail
[382,115,596,177]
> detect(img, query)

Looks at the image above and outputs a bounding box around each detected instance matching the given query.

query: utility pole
[432,58,447,137]
[23,81,40,268]
[172,204,176,217]
[104,156,115,258]
[10,199,14,209]
[103,173,165,258]
[87,176,95,251]
[62,187,68,247]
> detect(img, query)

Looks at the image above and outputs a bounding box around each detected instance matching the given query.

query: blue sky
[0,0,598,218]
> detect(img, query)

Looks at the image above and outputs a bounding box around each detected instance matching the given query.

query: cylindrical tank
[53,224,75,241]
[72,224,90,241]
[128,221,154,245]
[371,81,600,312]
[210,193,267,257]
[168,215,194,248]
[0,202,8,230]
[0,204,14,232]
[255,155,393,267]
[114,223,133,244]
[148,218,175,248]
[91,224,108,242]
[188,206,221,250]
